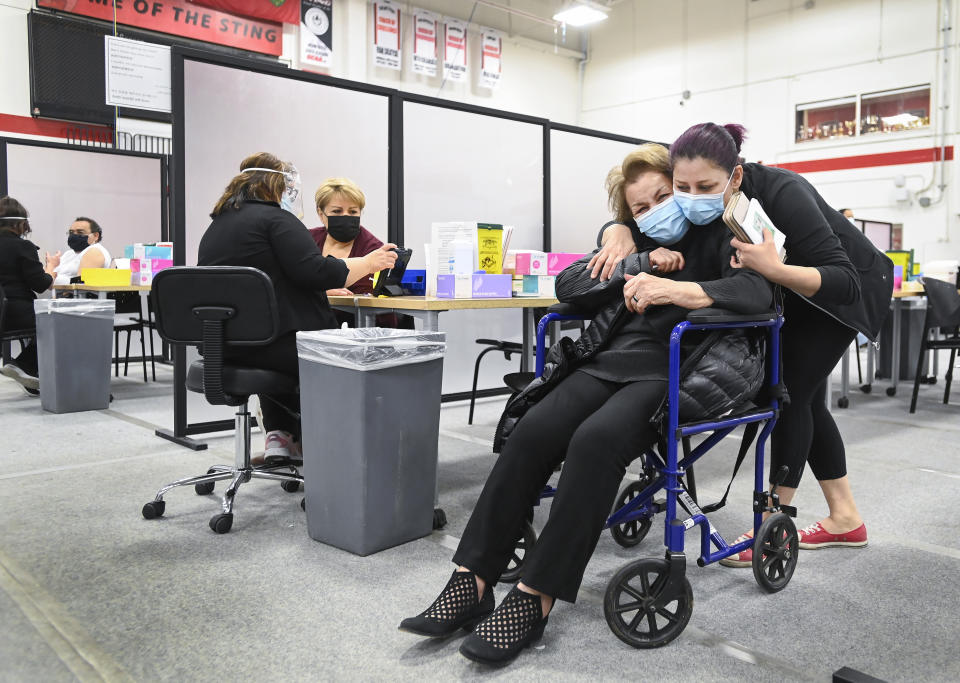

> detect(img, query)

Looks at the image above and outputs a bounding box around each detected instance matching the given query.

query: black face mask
[325,215,361,243]
[67,233,90,252]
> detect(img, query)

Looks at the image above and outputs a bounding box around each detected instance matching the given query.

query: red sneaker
[798,521,867,549]
[719,534,753,568]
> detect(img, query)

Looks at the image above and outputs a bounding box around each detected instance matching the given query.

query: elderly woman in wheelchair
[399,143,783,664]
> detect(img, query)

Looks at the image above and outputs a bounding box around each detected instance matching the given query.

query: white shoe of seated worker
[0,362,40,391]
[263,430,301,464]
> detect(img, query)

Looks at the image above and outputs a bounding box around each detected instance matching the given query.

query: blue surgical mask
[635,196,690,245]
[673,173,733,225]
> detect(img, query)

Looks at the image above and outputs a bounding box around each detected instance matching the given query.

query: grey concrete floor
[0,358,957,682]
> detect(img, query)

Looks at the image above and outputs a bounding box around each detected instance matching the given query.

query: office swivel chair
[0,283,38,368]
[141,266,303,533]
[909,276,960,414]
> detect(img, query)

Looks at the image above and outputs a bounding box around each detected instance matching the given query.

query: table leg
[521,309,532,373]
[837,343,850,408]
[155,343,208,451]
[865,340,875,393]
[888,299,902,396]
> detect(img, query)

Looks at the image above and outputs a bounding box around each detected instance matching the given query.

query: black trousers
[772,293,857,488]
[453,370,666,603]
[2,299,39,376]
[225,332,301,439]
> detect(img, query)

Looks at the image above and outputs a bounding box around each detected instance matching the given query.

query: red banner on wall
[188,0,298,25]
[37,0,283,56]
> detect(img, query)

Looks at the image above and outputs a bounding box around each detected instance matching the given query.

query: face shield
[242,164,304,219]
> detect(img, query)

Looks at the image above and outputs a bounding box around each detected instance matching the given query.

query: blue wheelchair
[501,304,798,648]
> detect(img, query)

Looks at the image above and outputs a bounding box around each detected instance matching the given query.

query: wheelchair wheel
[604,557,693,649]
[500,521,537,583]
[752,512,799,593]
[610,479,653,548]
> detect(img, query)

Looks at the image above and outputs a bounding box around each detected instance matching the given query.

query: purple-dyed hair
[670,122,747,173]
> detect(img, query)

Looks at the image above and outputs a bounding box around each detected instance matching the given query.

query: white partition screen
[549,129,642,254]
[182,60,391,265]
[5,143,162,261]
[403,102,544,395]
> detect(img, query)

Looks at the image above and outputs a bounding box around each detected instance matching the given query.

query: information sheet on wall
[479,26,502,89]
[443,17,468,82]
[104,36,172,113]
[412,7,439,77]
[300,0,333,70]
[372,0,401,70]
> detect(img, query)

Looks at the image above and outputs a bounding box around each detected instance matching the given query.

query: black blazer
[0,231,53,302]
[197,200,350,334]
[739,163,893,341]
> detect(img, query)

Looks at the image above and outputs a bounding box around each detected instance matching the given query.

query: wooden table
[328,294,559,373]
[53,284,152,298]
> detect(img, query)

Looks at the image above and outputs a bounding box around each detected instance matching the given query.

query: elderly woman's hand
[730,229,781,279]
[587,224,637,281]
[326,288,353,296]
[648,247,685,274]
[624,273,713,314]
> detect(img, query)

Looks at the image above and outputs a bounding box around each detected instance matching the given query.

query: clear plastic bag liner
[297,328,446,371]
[34,299,116,319]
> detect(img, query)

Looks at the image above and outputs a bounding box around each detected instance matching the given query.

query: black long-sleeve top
[0,232,52,302]
[558,221,773,382]
[739,163,892,340]
[197,200,349,334]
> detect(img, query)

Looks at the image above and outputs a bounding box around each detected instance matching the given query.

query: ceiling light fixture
[553,1,609,27]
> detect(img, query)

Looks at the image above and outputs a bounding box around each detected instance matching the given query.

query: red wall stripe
[769,146,954,173]
[0,113,114,143]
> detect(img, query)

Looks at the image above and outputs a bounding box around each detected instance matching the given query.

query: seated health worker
[54,217,111,285]
[398,144,773,665]
[197,153,397,461]
[309,177,410,328]
[0,197,60,394]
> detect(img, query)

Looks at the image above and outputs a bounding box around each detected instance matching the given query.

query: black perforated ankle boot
[459,585,549,664]
[399,570,495,638]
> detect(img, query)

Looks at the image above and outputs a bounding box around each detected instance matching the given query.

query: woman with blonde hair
[399,144,772,665]
[198,154,397,461]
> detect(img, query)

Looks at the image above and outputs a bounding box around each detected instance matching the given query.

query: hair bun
[723,124,747,152]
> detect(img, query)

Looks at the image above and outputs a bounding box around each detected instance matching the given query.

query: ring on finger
[632,295,639,303]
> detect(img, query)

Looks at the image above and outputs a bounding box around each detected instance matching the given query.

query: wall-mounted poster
[443,16,467,82]
[479,26,502,89]
[300,0,332,70]
[372,0,401,70]
[412,7,439,77]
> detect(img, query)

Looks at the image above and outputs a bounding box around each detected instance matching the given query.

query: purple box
[472,273,512,298]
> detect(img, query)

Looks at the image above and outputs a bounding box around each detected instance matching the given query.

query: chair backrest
[921,276,960,330]
[108,290,143,315]
[152,267,280,406]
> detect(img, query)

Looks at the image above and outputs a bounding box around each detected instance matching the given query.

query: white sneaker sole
[798,540,868,550]
[1,365,40,390]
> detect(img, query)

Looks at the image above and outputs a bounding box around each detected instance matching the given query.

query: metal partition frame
[165,47,654,447]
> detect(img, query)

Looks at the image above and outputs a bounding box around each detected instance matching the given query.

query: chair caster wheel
[837,397,849,408]
[195,481,215,495]
[433,508,447,530]
[281,480,300,493]
[886,387,897,397]
[142,500,165,519]
[752,512,798,593]
[209,513,233,534]
[604,557,693,648]
[300,497,305,511]
[610,478,653,548]
[501,521,537,583]
[859,384,872,394]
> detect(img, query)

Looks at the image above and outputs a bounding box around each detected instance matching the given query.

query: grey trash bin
[297,328,446,556]
[35,298,115,413]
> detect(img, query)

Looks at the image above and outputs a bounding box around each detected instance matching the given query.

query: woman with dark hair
[398,143,772,665]
[197,153,397,461]
[0,196,60,394]
[669,122,892,562]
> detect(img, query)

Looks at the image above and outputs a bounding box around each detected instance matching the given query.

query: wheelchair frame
[511,307,796,648]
